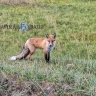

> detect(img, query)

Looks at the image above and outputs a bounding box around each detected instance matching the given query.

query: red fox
[9,33,56,63]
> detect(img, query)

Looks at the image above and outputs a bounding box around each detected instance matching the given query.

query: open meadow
[0,0,96,95]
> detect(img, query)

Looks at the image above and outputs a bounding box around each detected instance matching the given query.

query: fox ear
[46,34,49,38]
[53,33,56,38]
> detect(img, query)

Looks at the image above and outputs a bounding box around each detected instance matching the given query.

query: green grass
[0,0,96,95]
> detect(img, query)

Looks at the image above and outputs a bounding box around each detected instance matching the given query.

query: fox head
[46,33,56,51]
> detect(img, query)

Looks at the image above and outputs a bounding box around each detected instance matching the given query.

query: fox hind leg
[26,46,36,60]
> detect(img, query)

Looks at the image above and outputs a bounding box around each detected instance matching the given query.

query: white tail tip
[9,56,16,60]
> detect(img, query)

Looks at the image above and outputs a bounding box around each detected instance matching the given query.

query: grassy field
[0,0,96,95]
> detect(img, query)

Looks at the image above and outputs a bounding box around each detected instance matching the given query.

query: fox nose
[50,45,52,47]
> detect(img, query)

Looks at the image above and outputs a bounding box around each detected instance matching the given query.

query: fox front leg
[44,52,50,63]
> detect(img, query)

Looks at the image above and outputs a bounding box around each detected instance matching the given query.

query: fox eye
[48,40,50,42]
[52,40,55,42]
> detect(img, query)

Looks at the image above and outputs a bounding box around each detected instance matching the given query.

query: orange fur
[9,33,56,63]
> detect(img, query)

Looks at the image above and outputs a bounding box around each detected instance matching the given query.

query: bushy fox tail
[9,45,30,60]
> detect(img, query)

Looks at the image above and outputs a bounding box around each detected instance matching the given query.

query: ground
[0,72,73,96]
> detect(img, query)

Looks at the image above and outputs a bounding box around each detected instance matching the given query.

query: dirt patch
[0,72,73,96]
